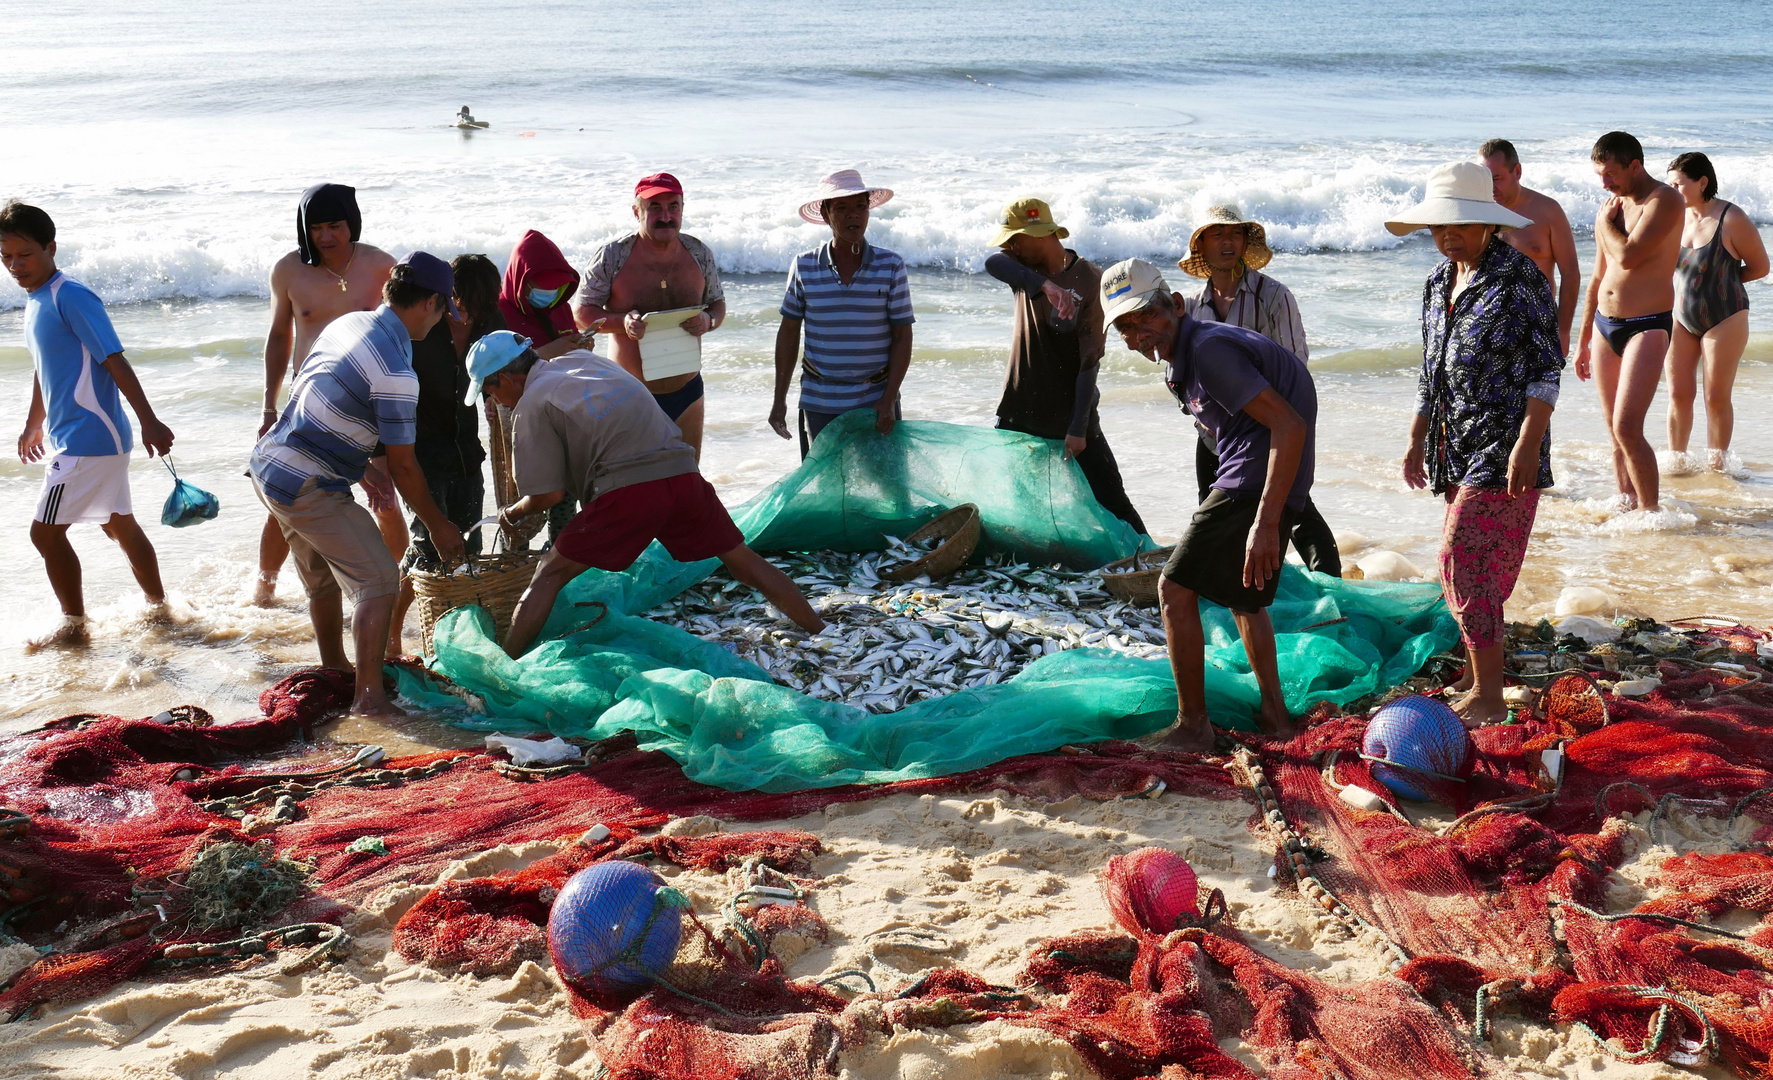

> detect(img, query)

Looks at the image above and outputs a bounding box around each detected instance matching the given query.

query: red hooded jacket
[498,230,581,346]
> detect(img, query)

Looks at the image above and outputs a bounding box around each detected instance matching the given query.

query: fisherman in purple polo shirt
[1101,258,1317,752]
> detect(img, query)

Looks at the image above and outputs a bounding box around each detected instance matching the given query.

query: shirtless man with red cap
[573,173,727,457]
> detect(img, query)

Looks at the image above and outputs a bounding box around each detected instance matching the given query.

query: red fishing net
[7,659,1773,1078]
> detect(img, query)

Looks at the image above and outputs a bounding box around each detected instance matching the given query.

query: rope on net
[1232,747,1410,972]
[723,857,808,971]
[1572,988,1716,1065]
[155,922,351,976]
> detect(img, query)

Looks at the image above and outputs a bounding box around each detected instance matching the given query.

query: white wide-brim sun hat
[1384,161,1533,236]
[799,169,894,224]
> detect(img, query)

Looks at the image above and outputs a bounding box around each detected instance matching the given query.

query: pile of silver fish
[644,546,1169,713]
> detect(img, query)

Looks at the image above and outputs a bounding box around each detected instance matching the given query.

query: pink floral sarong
[1440,486,1540,650]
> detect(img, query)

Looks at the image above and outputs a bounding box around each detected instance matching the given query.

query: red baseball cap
[634,172,683,201]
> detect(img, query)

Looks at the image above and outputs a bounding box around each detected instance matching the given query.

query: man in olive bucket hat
[983,197,1146,533]
[1180,205,1340,576]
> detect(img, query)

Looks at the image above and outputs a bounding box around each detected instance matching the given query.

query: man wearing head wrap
[255,183,403,610]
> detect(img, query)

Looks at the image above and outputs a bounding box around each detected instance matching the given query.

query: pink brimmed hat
[798,169,894,224]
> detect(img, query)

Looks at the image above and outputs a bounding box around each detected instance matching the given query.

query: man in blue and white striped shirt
[770,171,915,458]
[250,252,464,717]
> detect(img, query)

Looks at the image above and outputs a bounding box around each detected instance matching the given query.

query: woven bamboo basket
[409,548,538,655]
[1098,546,1175,607]
[882,504,982,582]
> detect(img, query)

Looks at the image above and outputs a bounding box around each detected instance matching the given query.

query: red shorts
[554,473,743,570]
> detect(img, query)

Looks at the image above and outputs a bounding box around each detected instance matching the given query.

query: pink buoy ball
[1101,847,1200,937]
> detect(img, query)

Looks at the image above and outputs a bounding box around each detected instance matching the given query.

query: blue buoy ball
[1362,695,1471,801]
[547,861,685,1003]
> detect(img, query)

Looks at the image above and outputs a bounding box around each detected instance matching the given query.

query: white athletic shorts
[34,453,134,525]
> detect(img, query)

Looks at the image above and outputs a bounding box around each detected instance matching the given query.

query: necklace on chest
[322,243,357,293]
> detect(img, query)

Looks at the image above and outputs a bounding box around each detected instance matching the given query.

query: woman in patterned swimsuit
[1390,163,1565,727]
[1664,152,1770,473]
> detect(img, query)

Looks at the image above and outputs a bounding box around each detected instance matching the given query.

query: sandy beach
[1,782,1741,1080]
[6,1,1773,1076]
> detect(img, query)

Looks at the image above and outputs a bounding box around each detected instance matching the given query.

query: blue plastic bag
[160,458,219,528]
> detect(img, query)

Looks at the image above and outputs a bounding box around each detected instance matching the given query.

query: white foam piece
[1552,614,1621,644]
[484,734,583,766]
[1554,586,1616,617]
[1338,785,1387,811]
[1355,550,1424,581]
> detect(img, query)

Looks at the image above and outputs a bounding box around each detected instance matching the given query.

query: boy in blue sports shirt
[1,201,176,648]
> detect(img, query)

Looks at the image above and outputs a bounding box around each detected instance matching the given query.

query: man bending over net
[467,331,826,658]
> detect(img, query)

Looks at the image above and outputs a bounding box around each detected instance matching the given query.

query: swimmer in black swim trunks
[573,172,725,460]
[1575,131,1684,514]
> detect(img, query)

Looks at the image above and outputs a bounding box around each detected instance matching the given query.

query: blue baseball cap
[464,330,533,405]
[394,251,460,317]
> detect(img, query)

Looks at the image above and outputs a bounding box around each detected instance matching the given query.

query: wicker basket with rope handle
[1098,546,1174,607]
[407,401,544,655]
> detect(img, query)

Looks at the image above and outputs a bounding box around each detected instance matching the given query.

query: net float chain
[1230,749,1411,972]
[196,760,458,819]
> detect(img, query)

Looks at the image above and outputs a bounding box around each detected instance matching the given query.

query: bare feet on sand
[1452,689,1509,728]
[26,615,89,650]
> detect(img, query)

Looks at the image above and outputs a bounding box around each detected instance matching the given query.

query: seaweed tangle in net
[181,840,312,932]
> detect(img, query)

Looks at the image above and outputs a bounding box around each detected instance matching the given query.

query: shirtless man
[1574,132,1684,515]
[573,173,726,458]
[255,183,405,608]
[1481,139,1581,354]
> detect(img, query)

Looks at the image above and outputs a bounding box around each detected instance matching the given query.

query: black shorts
[1162,489,1299,613]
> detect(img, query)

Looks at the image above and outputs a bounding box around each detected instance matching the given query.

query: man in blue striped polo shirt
[769,170,914,458]
[250,252,465,717]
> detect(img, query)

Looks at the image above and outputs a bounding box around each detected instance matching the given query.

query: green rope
[1593,783,1677,846]
[1048,948,1139,967]
[817,968,876,992]
[1550,897,1758,944]
[1357,753,1466,784]
[648,971,791,1022]
[1471,978,1520,1042]
[1565,988,1716,1065]
[1726,788,1773,850]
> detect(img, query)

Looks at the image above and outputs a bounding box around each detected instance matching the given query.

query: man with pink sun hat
[770,169,915,457]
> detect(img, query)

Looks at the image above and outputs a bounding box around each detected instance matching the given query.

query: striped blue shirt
[780,242,914,412]
[249,306,418,505]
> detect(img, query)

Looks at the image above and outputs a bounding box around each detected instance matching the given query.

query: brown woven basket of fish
[1099,546,1175,607]
[882,503,982,582]
[410,550,539,655]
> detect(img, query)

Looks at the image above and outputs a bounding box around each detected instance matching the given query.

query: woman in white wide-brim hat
[771,170,915,457]
[1392,161,1564,728]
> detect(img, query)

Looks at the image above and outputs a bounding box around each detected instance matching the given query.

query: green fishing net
[400,414,1458,792]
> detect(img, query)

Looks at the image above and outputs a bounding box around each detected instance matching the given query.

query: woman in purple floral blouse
[1388,163,1565,727]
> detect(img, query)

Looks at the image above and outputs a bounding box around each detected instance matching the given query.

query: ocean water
[2,0,1771,731]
